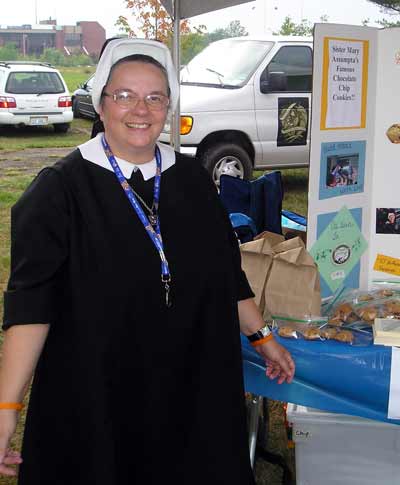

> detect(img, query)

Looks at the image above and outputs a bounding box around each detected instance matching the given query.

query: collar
[78,133,176,180]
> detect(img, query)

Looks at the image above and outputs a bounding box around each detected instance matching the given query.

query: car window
[6,71,65,94]
[266,46,312,92]
[86,76,94,90]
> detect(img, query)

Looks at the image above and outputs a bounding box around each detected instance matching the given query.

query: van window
[266,46,312,92]
[181,39,274,87]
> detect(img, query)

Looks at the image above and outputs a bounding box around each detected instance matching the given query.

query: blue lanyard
[101,135,172,307]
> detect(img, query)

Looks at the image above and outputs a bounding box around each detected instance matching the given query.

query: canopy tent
[159,0,254,150]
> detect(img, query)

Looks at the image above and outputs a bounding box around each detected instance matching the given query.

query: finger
[0,463,18,477]
[3,454,22,465]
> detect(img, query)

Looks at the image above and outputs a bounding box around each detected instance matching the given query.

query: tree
[274,15,328,37]
[116,0,190,43]
[0,43,20,61]
[206,20,248,43]
[179,30,209,65]
[275,16,313,36]
[367,1,400,13]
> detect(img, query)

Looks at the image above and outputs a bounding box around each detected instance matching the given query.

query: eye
[115,91,136,103]
[146,94,164,105]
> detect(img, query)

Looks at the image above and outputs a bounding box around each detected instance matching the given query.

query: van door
[254,44,313,168]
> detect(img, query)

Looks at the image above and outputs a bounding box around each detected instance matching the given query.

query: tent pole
[171,0,181,152]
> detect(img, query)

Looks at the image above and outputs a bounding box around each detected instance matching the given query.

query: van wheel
[54,123,70,134]
[203,143,252,187]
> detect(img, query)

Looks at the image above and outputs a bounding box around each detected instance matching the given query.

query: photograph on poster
[319,140,366,200]
[376,208,400,234]
[386,124,400,144]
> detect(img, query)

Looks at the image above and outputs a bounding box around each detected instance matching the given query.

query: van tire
[54,123,70,134]
[203,143,252,187]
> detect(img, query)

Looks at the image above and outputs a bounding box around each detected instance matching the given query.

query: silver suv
[0,61,73,133]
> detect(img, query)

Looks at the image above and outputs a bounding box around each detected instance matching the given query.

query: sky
[0,0,398,38]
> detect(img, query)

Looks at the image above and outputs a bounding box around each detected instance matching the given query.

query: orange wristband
[250,333,274,347]
[0,402,24,411]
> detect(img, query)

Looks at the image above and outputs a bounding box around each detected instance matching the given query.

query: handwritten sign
[310,206,368,292]
[374,254,400,277]
[320,37,369,130]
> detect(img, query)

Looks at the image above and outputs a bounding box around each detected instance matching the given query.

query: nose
[131,98,150,114]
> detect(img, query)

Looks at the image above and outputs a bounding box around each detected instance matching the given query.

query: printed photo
[319,140,366,200]
[326,154,359,188]
[376,208,400,234]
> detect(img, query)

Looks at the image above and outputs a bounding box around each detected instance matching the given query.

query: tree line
[1,0,399,65]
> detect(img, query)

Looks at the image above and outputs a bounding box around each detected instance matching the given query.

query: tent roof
[159,0,253,20]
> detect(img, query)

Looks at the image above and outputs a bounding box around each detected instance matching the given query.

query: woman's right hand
[0,411,22,476]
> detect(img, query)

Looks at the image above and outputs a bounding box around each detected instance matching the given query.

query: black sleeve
[192,159,255,302]
[3,168,69,329]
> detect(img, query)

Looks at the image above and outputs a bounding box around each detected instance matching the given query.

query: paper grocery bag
[240,232,285,314]
[264,236,321,320]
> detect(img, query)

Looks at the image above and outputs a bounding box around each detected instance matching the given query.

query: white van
[159,35,313,185]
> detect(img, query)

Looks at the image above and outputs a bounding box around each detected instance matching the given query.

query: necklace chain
[129,180,157,225]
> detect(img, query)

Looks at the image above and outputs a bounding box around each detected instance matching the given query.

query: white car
[0,61,73,133]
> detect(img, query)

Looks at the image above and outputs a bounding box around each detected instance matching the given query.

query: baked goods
[302,327,321,340]
[357,306,378,323]
[334,330,354,343]
[320,326,338,339]
[386,124,400,144]
[278,326,297,338]
[328,303,357,325]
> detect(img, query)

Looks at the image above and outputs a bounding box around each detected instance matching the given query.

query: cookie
[302,327,321,340]
[334,330,354,343]
[278,326,296,338]
[320,327,338,339]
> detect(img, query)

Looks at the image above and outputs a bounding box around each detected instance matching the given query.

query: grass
[59,66,96,93]
[0,118,92,151]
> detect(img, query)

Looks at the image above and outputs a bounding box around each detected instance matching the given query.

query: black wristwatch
[246,324,272,343]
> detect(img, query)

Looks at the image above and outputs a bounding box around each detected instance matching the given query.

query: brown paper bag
[240,232,285,314]
[263,236,321,320]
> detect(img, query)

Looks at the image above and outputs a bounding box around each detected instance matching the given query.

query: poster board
[307,23,400,298]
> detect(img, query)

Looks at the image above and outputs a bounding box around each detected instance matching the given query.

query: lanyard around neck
[101,135,172,307]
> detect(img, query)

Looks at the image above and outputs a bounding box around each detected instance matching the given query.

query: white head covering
[91,38,179,114]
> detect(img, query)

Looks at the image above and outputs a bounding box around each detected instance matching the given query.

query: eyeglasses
[102,89,170,111]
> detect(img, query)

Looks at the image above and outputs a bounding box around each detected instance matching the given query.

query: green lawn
[0,118,93,151]
[59,66,96,93]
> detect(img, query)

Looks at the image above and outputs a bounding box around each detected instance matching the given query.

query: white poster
[388,347,400,419]
[321,37,369,130]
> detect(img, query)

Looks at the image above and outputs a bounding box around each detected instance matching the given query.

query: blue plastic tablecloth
[241,334,400,425]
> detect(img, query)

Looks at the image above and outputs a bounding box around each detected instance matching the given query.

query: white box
[287,403,400,485]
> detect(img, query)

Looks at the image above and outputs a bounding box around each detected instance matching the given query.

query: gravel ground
[0,146,74,177]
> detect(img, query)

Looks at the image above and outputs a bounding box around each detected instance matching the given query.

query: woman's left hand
[254,338,295,384]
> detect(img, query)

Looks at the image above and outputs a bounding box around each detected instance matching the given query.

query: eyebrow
[115,89,168,96]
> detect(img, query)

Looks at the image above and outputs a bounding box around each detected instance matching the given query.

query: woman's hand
[0,411,22,476]
[254,338,295,385]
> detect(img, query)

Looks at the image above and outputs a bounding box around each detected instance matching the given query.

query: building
[0,19,106,57]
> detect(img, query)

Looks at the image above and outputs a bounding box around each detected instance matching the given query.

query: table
[241,334,398,425]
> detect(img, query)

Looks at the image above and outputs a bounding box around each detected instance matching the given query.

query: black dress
[3,150,256,485]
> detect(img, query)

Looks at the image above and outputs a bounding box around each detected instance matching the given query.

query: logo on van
[277,97,309,147]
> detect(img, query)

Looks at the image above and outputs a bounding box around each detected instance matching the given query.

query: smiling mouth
[125,122,150,129]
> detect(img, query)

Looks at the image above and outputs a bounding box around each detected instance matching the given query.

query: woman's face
[99,61,169,163]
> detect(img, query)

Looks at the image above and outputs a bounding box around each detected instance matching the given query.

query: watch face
[332,244,351,265]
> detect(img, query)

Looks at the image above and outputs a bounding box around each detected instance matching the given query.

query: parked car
[159,35,313,185]
[0,61,73,133]
[72,75,96,119]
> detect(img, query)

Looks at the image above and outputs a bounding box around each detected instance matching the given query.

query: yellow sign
[373,254,400,277]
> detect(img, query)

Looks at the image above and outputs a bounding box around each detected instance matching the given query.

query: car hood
[179,83,254,113]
